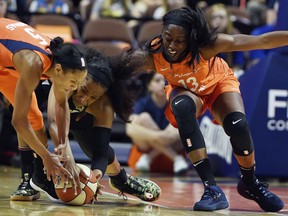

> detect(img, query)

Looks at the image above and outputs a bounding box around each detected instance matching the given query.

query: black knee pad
[223,112,254,156]
[171,95,205,152]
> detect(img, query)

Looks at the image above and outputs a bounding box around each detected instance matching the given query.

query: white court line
[102,191,169,208]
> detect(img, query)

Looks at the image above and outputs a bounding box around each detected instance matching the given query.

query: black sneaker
[237,178,284,212]
[30,175,60,203]
[10,173,40,201]
[194,185,229,211]
[109,173,161,202]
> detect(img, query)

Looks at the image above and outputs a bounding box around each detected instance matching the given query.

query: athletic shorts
[0,71,44,130]
[164,72,241,128]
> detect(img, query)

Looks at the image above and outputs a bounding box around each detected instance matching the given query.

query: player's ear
[55,63,63,76]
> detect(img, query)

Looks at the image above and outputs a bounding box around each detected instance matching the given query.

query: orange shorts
[0,71,44,130]
[164,73,240,128]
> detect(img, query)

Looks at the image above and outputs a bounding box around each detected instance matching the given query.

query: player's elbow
[11,116,26,133]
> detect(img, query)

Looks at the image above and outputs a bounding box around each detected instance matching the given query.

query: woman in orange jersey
[111,7,288,212]
[0,18,87,200]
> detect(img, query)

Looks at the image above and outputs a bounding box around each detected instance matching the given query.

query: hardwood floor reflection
[1,166,288,216]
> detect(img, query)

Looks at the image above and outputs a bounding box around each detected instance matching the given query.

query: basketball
[55,163,97,206]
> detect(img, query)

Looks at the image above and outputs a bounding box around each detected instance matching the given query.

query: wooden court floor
[1,165,288,216]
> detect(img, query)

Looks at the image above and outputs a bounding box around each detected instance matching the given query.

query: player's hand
[92,176,105,203]
[54,143,68,161]
[42,153,72,183]
[62,159,82,194]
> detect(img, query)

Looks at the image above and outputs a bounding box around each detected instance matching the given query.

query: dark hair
[84,47,134,123]
[50,37,87,70]
[146,7,218,67]
[85,47,113,88]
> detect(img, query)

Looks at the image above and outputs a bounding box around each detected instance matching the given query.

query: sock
[193,158,216,186]
[109,169,127,184]
[33,152,46,179]
[240,165,257,185]
[19,147,34,180]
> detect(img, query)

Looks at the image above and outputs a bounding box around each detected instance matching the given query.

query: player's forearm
[55,100,70,146]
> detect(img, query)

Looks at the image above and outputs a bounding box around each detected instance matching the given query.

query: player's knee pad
[171,95,196,126]
[223,112,254,156]
[171,95,205,152]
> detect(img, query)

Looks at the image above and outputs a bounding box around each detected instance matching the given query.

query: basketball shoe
[109,170,161,201]
[193,185,229,211]
[237,178,284,212]
[30,174,60,203]
[10,173,40,201]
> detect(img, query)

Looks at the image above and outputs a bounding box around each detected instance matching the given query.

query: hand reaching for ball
[55,164,98,205]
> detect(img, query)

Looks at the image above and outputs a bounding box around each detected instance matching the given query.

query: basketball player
[109,7,288,212]
[11,47,161,202]
[0,18,87,201]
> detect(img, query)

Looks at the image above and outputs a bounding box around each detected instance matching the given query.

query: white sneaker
[173,155,189,175]
[135,154,151,172]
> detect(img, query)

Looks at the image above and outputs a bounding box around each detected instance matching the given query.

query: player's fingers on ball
[60,167,72,180]
[80,168,89,179]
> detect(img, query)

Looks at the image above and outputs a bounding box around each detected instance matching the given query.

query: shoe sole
[237,186,284,212]
[194,201,229,211]
[109,178,161,202]
[30,179,62,203]
[10,192,41,201]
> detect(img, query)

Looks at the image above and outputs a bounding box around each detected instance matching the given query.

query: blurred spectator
[126,72,189,175]
[79,0,91,20]
[0,94,18,165]
[246,0,267,26]
[28,0,73,14]
[247,0,278,68]
[206,3,247,75]
[0,0,19,19]
[88,0,132,20]
[190,0,234,10]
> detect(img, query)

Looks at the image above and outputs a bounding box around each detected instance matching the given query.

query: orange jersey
[152,51,240,127]
[0,18,53,130]
[153,53,237,96]
[0,18,52,78]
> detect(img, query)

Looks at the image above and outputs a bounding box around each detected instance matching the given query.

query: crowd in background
[0,0,280,173]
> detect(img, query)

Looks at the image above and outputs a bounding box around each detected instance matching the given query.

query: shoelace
[117,191,128,201]
[256,182,273,198]
[20,181,28,190]
[202,187,220,200]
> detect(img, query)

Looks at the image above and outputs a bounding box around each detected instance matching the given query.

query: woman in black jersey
[65,47,161,202]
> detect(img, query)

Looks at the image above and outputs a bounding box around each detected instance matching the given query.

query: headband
[89,69,112,88]
[163,18,192,31]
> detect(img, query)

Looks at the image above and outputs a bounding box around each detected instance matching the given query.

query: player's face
[72,75,107,107]
[162,24,188,62]
[53,66,87,92]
